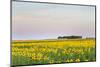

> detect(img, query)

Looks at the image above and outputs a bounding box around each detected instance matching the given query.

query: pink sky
[12,1,95,40]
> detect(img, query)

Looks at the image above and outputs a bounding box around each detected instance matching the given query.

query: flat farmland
[12,39,96,66]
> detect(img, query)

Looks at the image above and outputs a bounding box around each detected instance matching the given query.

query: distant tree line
[58,35,82,39]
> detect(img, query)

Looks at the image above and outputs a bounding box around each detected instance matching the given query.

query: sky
[12,1,95,40]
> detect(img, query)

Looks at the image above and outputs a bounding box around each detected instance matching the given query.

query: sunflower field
[12,39,96,66]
